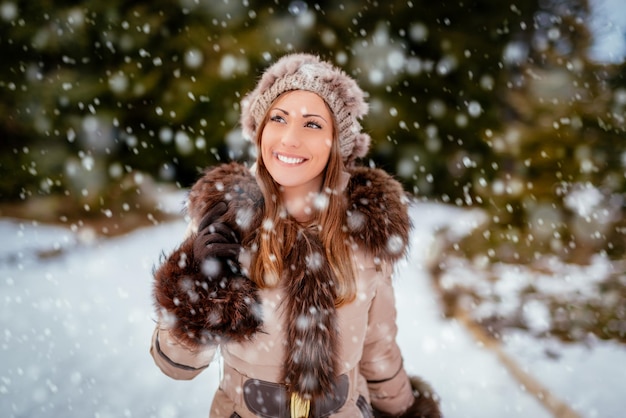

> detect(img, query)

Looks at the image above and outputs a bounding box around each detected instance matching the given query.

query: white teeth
[276,154,304,164]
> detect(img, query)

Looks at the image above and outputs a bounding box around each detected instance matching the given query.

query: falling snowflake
[386,234,404,255]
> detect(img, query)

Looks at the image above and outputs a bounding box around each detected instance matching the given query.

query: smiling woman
[149,53,442,418]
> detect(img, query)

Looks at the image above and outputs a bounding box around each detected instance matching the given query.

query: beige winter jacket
[150,162,415,417]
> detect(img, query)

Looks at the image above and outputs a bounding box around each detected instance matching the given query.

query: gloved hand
[373,376,442,418]
[193,201,241,262]
[153,201,262,348]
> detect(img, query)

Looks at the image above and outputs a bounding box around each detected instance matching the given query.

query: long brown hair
[249,97,356,306]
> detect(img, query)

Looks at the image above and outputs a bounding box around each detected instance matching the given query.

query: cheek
[260,145,273,164]
[322,138,333,160]
[259,130,273,151]
[258,137,271,163]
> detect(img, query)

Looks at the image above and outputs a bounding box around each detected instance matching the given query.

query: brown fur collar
[187,161,411,262]
[156,161,410,400]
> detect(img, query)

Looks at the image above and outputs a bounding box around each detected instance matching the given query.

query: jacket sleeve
[150,325,217,380]
[359,261,415,415]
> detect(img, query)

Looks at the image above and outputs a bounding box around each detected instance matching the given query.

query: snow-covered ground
[1,200,624,417]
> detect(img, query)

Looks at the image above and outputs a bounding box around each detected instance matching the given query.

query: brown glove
[193,201,240,262]
[373,376,442,418]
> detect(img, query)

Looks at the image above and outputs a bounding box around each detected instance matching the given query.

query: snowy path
[395,204,551,418]
[1,202,624,417]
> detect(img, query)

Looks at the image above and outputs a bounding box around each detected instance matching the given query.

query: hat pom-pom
[353,132,371,160]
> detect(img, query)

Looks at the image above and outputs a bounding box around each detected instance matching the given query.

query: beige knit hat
[240,53,371,165]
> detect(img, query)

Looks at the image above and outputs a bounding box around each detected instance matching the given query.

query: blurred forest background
[1,0,624,342]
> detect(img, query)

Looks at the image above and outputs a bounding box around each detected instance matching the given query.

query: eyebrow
[273,107,328,124]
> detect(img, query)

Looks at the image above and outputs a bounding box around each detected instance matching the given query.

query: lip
[274,152,308,165]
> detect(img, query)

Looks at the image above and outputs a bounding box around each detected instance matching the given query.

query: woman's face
[260,90,334,195]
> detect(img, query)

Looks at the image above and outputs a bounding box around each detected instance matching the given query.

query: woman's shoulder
[347,165,407,198]
[345,166,412,263]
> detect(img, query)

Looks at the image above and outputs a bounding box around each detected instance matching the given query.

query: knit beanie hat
[240,53,371,165]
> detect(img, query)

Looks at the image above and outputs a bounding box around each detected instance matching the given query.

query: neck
[281,186,321,223]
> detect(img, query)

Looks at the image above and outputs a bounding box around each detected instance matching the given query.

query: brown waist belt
[222,364,352,417]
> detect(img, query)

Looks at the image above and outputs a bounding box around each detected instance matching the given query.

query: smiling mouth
[275,153,306,165]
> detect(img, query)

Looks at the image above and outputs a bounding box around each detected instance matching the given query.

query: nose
[280,124,301,148]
